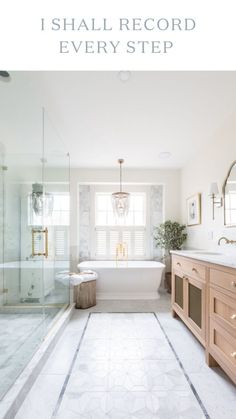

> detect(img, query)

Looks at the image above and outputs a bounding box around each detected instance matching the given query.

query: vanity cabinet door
[172,271,185,316]
[186,276,206,345]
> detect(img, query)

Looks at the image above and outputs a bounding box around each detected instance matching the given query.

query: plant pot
[164,272,172,293]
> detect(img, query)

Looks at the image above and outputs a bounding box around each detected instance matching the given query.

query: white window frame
[90,184,151,260]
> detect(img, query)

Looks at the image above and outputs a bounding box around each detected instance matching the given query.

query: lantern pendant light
[111,159,130,218]
[31,183,54,217]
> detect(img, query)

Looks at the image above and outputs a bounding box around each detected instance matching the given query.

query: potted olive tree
[154,221,187,293]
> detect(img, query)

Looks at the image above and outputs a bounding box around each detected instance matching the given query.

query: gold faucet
[218,236,236,246]
[116,242,128,265]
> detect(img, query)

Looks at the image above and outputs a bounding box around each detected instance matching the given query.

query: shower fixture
[31,183,54,217]
[111,159,130,218]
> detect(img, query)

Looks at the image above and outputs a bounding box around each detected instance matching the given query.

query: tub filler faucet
[116,242,128,266]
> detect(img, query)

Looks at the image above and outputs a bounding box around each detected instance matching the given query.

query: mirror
[223,161,236,226]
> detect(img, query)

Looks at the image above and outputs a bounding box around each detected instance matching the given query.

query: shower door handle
[32,228,49,258]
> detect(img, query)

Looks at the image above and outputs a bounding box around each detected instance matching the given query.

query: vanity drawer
[209,319,236,377]
[210,268,236,295]
[210,288,236,332]
[172,256,206,281]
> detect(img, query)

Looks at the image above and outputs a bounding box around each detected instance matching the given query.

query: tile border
[52,312,91,417]
[154,312,210,419]
[0,304,75,419]
[52,311,210,419]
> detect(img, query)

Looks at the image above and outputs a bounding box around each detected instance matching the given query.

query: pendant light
[31,183,54,217]
[111,159,130,218]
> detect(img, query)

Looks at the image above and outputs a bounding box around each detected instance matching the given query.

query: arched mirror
[223,161,236,226]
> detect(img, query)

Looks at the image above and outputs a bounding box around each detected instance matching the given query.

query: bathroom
[0,71,236,418]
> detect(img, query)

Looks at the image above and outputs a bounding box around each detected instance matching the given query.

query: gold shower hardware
[32,228,48,258]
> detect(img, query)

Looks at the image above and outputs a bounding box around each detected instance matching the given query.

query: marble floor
[10,295,236,419]
[0,307,60,400]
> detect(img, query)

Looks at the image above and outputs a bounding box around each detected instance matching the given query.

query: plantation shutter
[95,228,145,258]
[54,228,69,259]
[96,230,107,256]
[134,230,145,256]
[110,230,120,256]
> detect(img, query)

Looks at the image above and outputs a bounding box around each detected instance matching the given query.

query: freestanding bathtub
[78,260,165,300]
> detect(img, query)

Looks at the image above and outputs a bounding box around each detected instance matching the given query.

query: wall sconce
[209,182,223,220]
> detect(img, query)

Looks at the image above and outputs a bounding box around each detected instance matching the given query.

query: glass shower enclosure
[0,109,70,400]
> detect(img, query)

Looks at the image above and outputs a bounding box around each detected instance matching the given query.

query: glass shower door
[42,110,70,326]
[0,161,4,307]
[0,104,70,400]
[0,153,46,400]
[42,152,70,316]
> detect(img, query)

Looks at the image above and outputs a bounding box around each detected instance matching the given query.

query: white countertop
[170,249,236,269]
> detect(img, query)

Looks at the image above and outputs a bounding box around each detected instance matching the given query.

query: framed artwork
[187,193,201,226]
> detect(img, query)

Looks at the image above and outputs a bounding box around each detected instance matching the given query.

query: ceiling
[1,71,236,169]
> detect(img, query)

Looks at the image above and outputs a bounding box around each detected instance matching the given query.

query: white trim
[90,185,96,258]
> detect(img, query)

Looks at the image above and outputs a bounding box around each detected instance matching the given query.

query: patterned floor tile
[151,390,206,419]
[106,391,157,419]
[140,338,175,360]
[108,361,148,392]
[55,313,206,419]
[68,360,109,392]
[56,391,107,419]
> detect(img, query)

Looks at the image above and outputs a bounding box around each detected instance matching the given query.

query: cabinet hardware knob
[230,314,236,320]
[230,351,236,359]
[231,281,236,288]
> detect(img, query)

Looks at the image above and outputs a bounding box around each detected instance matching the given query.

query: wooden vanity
[171,253,236,385]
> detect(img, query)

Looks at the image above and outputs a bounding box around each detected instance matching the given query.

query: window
[28,193,70,226]
[92,187,149,259]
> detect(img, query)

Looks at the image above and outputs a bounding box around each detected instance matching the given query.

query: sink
[193,251,223,256]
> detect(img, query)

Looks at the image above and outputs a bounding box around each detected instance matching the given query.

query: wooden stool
[76,279,96,309]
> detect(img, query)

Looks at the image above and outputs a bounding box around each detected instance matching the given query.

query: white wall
[181,111,236,249]
[70,168,181,269]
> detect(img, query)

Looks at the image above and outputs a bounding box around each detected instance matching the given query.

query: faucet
[218,236,236,246]
[116,242,128,265]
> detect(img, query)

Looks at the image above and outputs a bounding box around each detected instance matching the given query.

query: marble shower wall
[79,185,91,261]
[0,168,21,305]
[79,184,164,262]
[150,185,164,261]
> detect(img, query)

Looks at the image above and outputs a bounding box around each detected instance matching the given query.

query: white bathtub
[78,260,165,300]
